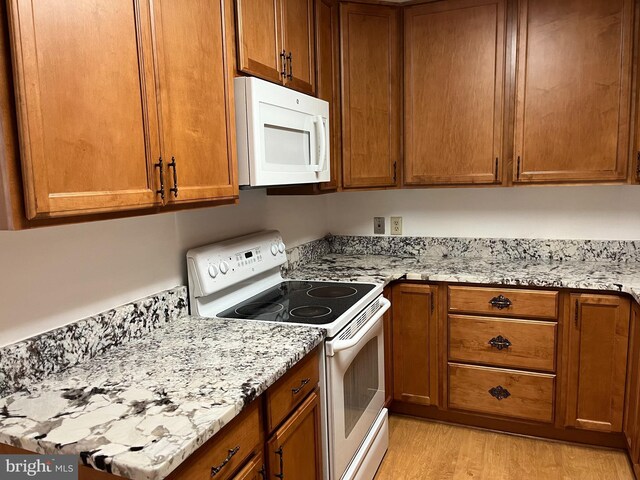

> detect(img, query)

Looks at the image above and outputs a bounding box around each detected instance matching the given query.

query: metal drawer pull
[168,156,179,198]
[488,335,512,351]
[210,446,240,477]
[489,385,511,401]
[155,157,165,200]
[275,446,284,479]
[292,378,310,395]
[489,295,512,310]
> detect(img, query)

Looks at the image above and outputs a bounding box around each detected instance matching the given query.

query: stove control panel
[187,230,287,298]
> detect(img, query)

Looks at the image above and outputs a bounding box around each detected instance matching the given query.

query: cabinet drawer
[167,400,261,480]
[267,349,320,432]
[448,363,555,423]
[448,315,557,372]
[448,286,558,319]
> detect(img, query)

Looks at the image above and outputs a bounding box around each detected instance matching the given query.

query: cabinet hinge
[495,157,499,181]
[574,299,579,327]
[393,161,397,183]
[516,156,521,180]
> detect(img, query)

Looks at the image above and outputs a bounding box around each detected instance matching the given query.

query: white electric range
[187,230,390,480]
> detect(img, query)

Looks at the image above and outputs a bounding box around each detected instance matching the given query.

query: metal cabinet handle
[489,295,512,310]
[168,156,179,198]
[291,378,310,395]
[258,464,266,479]
[286,52,292,80]
[155,157,165,200]
[280,50,287,78]
[488,386,511,401]
[210,446,240,477]
[275,446,284,479]
[488,335,512,351]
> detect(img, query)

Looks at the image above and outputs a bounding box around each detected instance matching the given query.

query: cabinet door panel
[236,0,283,84]
[152,0,238,203]
[267,390,322,480]
[514,0,633,183]
[316,0,341,191]
[565,294,630,432]
[392,284,438,406]
[341,4,400,189]
[624,304,640,462]
[404,0,505,185]
[282,0,315,94]
[8,0,162,218]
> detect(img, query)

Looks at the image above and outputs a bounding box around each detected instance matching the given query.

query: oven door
[325,297,390,480]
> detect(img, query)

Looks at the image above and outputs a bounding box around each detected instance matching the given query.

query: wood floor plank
[375,415,634,480]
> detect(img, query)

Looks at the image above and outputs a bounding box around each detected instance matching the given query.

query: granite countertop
[0,316,324,480]
[287,253,640,302]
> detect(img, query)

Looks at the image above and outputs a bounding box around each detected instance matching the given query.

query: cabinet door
[392,284,439,406]
[316,0,341,191]
[565,294,630,432]
[267,390,322,480]
[625,303,640,464]
[341,3,401,189]
[236,0,284,84]
[232,452,265,480]
[514,0,633,183]
[8,0,162,219]
[152,0,238,204]
[404,0,505,186]
[282,0,315,94]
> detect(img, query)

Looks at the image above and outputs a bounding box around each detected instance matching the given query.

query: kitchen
[2,0,640,479]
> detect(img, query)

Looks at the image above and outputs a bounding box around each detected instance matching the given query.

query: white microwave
[234,77,330,187]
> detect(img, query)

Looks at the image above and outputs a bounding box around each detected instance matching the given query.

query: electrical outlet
[374,217,385,235]
[391,216,403,235]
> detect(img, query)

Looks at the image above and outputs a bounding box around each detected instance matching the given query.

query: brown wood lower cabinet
[391,283,438,406]
[267,389,322,480]
[565,294,630,433]
[232,452,266,480]
[389,283,637,464]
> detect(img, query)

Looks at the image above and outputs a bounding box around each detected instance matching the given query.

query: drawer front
[167,401,261,480]
[267,349,320,432]
[448,363,555,423]
[448,286,558,319]
[448,315,557,372]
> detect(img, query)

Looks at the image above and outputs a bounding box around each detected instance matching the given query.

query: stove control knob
[270,244,278,256]
[219,261,230,274]
[278,241,286,253]
[208,264,219,278]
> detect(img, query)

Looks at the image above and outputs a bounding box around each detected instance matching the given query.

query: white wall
[0,190,328,347]
[326,185,640,240]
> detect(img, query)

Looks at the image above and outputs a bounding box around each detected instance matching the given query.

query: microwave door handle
[326,298,391,356]
[312,116,326,173]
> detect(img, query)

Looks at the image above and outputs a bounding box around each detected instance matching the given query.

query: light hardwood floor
[375,415,634,480]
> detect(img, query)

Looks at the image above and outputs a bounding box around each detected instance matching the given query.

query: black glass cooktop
[217,281,376,325]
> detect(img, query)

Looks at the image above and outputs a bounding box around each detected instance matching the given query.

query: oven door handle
[326,297,390,356]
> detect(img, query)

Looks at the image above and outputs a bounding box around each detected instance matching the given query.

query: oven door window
[343,337,379,438]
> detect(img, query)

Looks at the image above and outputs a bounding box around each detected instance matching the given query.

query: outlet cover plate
[391,216,402,235]
[374,217,385,235]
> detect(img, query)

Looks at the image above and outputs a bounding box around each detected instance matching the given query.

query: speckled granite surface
[287,254,640,303]
[0,316,324,480]
[0,287,188,398]
[327,235,640,262]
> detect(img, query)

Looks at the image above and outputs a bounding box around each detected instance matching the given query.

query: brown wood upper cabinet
[392,283,439,406]
[340,3,401,189]
[316,0,341,191]
[565,294,630,433]
[7,0,163,219]
[7,0,237,220]
[236,0,315,94]
[152,0,238,204]
[513,0,634,184]
[404,0,506,186]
